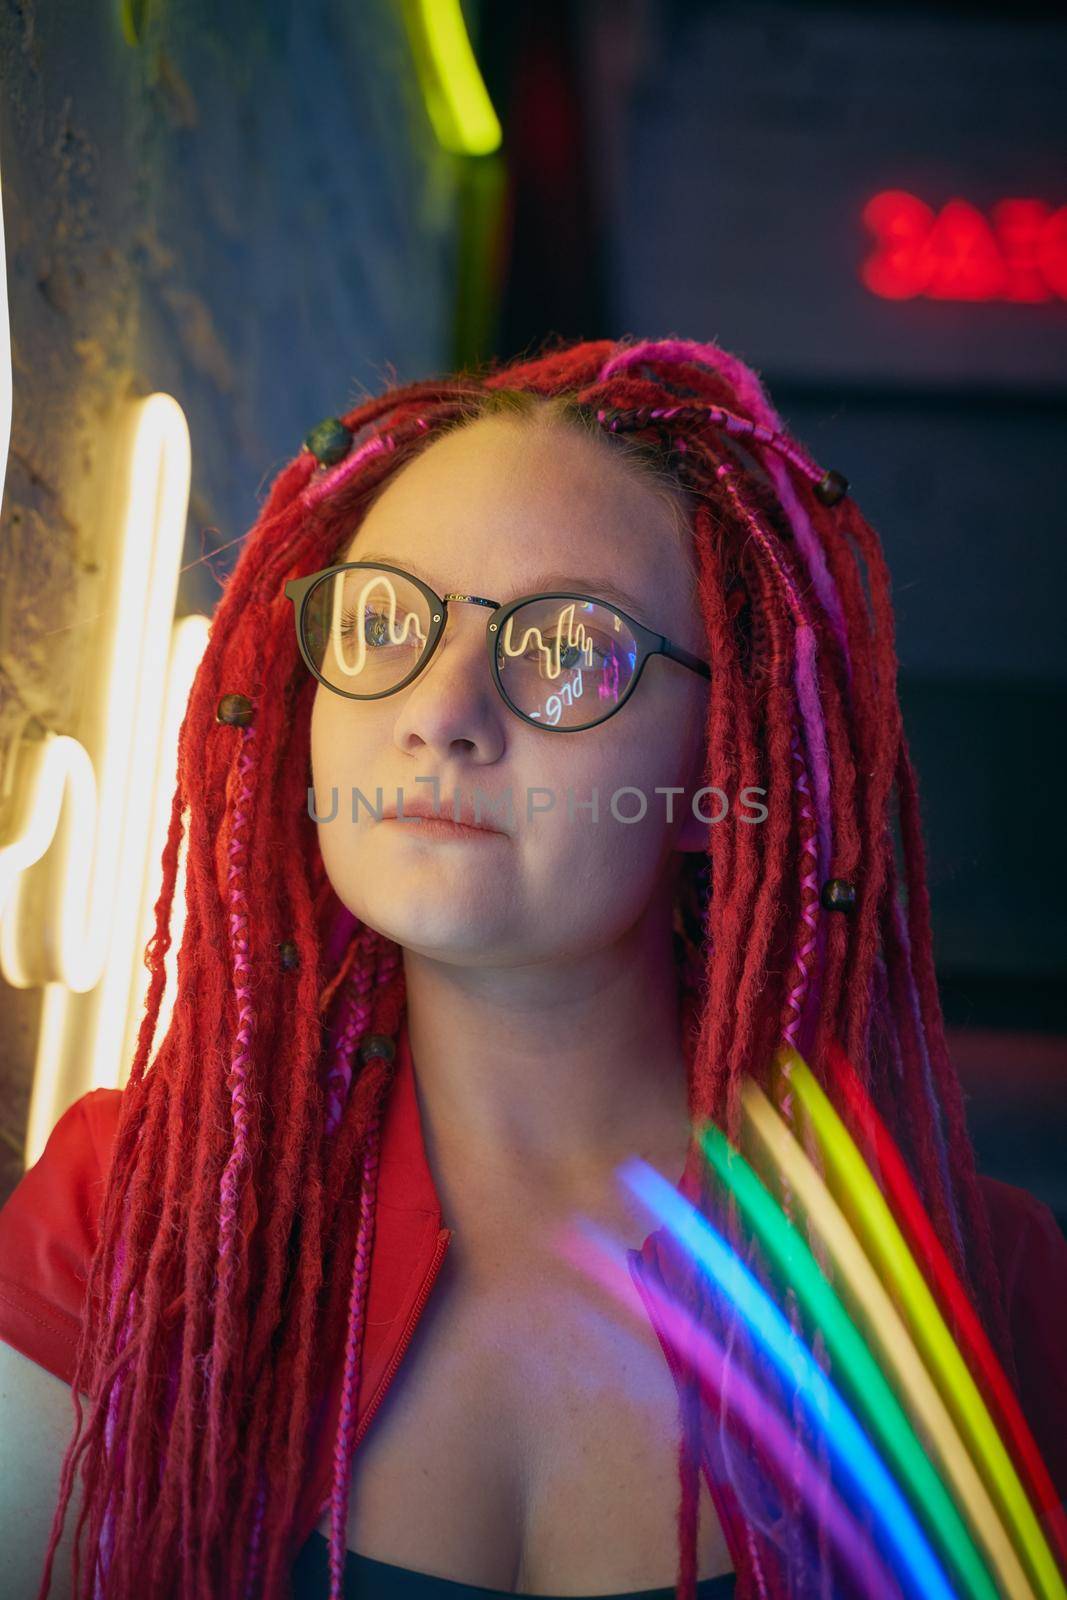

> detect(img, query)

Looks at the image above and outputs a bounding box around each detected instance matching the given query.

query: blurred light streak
[698,1119,996,1600]
[402,0,502,156]
[784,1050,1066,1600]
[827,1037,1067,1572]
[553,1215,903,1600]
[618,1157,960,1600]
[743,1079,1036,1600]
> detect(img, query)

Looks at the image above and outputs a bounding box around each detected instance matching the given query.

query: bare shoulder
[0,1340,82,1598]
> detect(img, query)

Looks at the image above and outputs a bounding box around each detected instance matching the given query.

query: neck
[401,896,695,1214]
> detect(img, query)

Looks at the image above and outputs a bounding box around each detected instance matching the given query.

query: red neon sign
[862,190,1067,302]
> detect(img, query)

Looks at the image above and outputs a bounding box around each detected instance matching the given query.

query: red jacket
[2,1020,1066,1594]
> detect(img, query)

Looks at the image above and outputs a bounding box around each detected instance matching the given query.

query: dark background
[1,0,1064,1224]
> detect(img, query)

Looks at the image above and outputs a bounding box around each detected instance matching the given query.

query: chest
[318,1227,734,1593]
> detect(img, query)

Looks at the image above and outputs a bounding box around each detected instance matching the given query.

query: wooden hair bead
[357,1033,396,1066]
[814,468,849,507]
[278,940,300,971]
[216,693,255,726]
[820,877,857,913]
[304,417,353,466]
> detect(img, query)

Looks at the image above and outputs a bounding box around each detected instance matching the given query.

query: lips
[379,793,508,833]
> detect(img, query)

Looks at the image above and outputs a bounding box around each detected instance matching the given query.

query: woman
[0,335,1064,1600]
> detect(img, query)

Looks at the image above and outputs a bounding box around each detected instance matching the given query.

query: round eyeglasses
[284,562,711,733]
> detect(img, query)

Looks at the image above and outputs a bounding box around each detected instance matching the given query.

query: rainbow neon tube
[743,1079,1037,1600]
[558,1216,905,1600]
[697,1119,997,1600]
[827,1038,1067,1574]
[780,1050,1066,1600]
[617,1158,960,1600]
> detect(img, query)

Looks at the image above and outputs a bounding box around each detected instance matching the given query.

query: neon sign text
[862,191,1067,302]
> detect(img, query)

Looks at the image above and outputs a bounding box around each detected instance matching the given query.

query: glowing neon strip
[120,614,210,1081]
[784,1051,1066,1600]
[0,395,190,996]
[329,573,423,679]
[828,1040,1067,1572]
[0,392,201,1164]
[555,1217,901,1599]
[743,1080,1037,1600]
[500,603,597,679]
[404,0,502,156]
[618,1158,960,1600]
[697,1120,997,1600]
[1,160,206,1164]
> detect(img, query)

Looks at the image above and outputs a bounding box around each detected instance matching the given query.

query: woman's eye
[544,635,610,667]
[341,608,391,646]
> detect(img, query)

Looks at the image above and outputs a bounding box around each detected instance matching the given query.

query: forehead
[339,418,699,628]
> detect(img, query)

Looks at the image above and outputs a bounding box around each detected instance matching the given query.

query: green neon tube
[785,1052,1066,1600]
[743,1079,1036,1600]
[699,1119,997,1600]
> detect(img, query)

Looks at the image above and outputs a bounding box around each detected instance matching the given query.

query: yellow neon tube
[743,1079,1037,1600]
[403,0,502,156]
[783,1051,1065,1600]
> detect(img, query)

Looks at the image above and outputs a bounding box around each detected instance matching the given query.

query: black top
[292,1531,737,1600]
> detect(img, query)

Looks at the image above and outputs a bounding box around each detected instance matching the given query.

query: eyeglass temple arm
[659,639,712,680]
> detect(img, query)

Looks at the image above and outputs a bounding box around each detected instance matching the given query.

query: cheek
[309,696,377,911]
[600,707,694,817]
[309,698,359,869]
[309,688,335,777]
[533,728,682,870]
[309,695,325,784]
[310,690,374,790]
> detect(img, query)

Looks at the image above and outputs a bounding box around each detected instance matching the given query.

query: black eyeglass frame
[284,561,712,734]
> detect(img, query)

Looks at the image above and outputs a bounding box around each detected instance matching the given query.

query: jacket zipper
[352,1225,452,1450]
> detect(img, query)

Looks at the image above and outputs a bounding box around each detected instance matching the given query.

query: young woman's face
[310,417,711,968]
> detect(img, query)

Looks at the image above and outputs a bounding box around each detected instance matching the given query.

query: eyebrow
[350,552,651,619]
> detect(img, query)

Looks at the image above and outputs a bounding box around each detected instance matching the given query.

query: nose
[392,599,506,762]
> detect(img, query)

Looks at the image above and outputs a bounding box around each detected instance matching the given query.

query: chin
[352,894,494,953]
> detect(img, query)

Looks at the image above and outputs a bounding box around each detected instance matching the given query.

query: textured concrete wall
[0,0,459,1200]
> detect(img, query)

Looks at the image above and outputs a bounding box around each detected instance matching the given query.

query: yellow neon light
[403,0,503,156]
[119,612,209,1091]
[330,573,427,678]
[1,160,207,1167]
[327,572,597,685]
[500,602,597,679]
[783,1052,1066,1600]
[742,1080,1038,1600]
[0,729,94,929]
[2,395,190,995]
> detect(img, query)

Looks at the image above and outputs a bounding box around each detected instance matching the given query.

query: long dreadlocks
[39,335,1012,1600]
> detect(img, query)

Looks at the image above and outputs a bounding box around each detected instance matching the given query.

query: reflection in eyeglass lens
[308,570,640,727]
[306,568,430,693]
[497,598,638,727]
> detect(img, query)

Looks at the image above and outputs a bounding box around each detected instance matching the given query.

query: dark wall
[0,0,460,1202]
[573,0,1067,1214]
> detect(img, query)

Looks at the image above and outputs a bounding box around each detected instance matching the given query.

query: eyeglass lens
[302,566,641,729]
